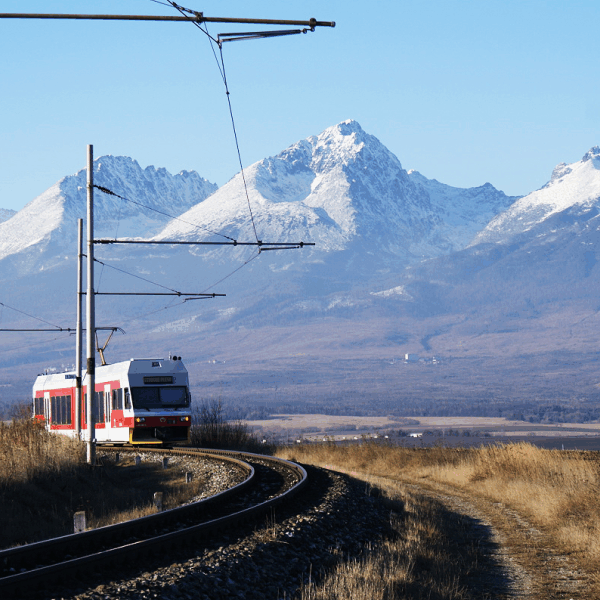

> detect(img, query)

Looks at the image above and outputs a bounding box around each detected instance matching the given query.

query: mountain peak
[582,146,600,163]
[0,208,16,224]
[0,157,217,271]
[336,119,365,135]
[474,145,600,245]
[550,162,572,182]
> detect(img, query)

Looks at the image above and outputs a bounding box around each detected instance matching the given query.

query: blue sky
[1,0,599,211]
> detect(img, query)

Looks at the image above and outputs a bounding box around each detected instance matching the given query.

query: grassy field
[0,417,205,548]
[278,441,600,598]
[4,409,600,597]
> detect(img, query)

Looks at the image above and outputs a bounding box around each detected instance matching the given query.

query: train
[33,356,192,445]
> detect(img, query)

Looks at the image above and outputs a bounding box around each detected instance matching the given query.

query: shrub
[190,399,264,452]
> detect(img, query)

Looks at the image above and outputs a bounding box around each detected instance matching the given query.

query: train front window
[130,386,189,409]
[160,386,189,406]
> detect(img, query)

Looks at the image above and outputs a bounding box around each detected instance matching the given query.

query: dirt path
[400,479,590,599]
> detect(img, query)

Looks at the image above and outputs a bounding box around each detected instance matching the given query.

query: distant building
[409,432,422,438]
[404,353,419,362]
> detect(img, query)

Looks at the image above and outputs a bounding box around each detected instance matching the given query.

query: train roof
[33,357,188,391]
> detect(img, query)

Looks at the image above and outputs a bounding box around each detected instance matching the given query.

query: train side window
[50,396,56,424]
[93,391,105,422]
[65,395,72,425]
[112,388,123,410]
[34,397,44,417]
[124,388,131,410]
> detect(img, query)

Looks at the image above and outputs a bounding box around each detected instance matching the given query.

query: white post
[86,145,96,466]
[74,511,87,533]
[75,218,83,439]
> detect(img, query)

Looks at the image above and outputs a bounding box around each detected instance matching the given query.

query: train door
[44,391,50,428]
[104,384,111,431]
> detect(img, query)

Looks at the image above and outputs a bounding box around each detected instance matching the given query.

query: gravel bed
[98,450,249,504]
[56,466,392,600]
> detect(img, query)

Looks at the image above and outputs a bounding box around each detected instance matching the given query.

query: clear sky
[1,0,599,211]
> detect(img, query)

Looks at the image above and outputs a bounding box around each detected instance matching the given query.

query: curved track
[0,447,307,598]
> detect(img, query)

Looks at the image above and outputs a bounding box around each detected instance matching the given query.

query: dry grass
[0,414,206,548]
[279,441,600,598]
[295,479,473,600]
[0,411,85,485]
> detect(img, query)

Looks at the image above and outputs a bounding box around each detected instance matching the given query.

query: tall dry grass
[279,441,600,595]
[0,410,85,486]
[296,478,472,600]
[0,411,205,548]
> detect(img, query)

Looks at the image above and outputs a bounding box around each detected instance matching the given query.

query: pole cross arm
[94,239,315,247]
[0,13,335,28]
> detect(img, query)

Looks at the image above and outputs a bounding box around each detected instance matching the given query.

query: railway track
[0,447,307,599]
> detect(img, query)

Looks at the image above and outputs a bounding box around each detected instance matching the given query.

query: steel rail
[0,450,252,587]
[0,448,308,597]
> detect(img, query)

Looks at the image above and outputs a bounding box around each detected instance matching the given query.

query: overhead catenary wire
[92,255,191,295]
[91,184,307,301]
[0,301,67,331]
[0,335,65,353]
[93,185,313,249]
[165,1,260,243]
[94,185,235,242]
[199,251,261,294]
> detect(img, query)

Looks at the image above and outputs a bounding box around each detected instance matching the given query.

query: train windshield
[130,386,190,409]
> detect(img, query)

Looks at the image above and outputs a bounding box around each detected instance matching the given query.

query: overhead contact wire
[165,1,261,244]
[217,42,260,244]
[200,251,261,293]
[0,301,65,330]
[94,185,235,242]
[92,257,184,294]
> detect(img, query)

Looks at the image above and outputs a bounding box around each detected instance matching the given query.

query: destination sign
[143,376,173,384]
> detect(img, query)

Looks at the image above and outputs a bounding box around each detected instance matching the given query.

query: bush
[190,399,265,452]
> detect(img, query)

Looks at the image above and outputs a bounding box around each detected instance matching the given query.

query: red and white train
[33,356,192,445]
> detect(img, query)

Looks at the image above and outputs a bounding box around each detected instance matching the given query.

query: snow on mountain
[158,120,515,268]
[407,171,518,254]
[0,156,217,274]
[473,147,600,245]
[158,119,437,252]
[0,208,16,224]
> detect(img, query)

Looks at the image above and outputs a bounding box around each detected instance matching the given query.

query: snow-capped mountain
[0,121,522,322]
[2,123,600,410]
[387,145,600,325]
[472,147,600,245]
[407,171,518,254]
[0,208,16,224]
[158,120,515,266]
[0,156,217,275]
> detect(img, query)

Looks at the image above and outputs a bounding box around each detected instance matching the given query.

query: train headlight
[180,416,189,422]
[135,417,146,423]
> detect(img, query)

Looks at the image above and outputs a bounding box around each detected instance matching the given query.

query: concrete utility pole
[75,218,83,439]
[86,145,95,466]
